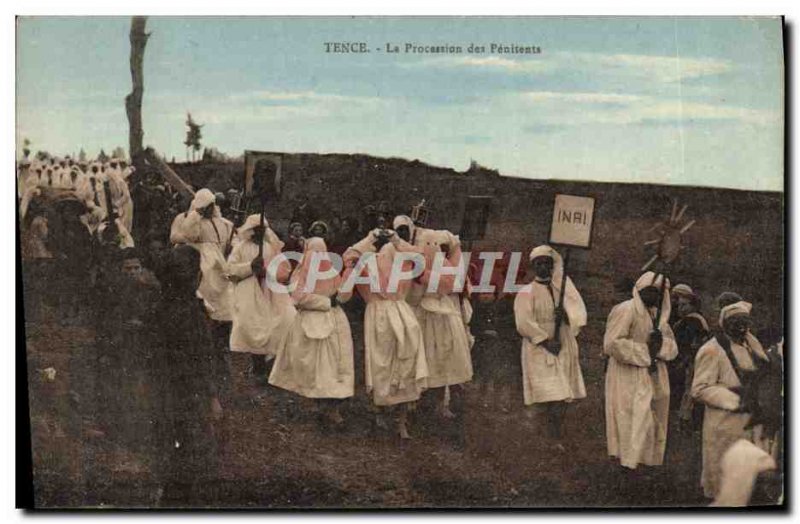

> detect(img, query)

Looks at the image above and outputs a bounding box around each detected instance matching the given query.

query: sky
[16,16,784,191]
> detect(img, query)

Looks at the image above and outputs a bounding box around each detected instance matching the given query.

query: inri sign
[549,194,596,249]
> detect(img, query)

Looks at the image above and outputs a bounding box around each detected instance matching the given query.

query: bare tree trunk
[125,16,149,171]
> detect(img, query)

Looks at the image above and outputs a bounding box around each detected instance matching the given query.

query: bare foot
[328,409,344,426]
[210,396,224,422]
[84,427,106,439]
[440,406,457,419]
[398,421,412,440]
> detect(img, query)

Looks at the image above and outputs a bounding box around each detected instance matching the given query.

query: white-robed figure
[270,237,356,425]
[18,160,41,221]
[691,300,773,500]
[75,162,110,232]
[17,159,34,196]
[106,158,135,234]
[711,439,777,507]
[604,271,678,469]
[73,161,134,248]
[342,229,429,439]
[392,215,428,308]
[170,188,234,322]
[394,215,474,408]
[393,215,473,311]
[224,214,295,384]
[414,228,473,417]
[514,245,587,446]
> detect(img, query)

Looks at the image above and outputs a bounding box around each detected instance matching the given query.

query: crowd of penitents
[18,154,782,506]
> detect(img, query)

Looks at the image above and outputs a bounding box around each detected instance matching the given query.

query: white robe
[691,336,772,499]
[106,170,134,234]
[226,240,295,356]
[18,185,41,222]
[75,174,108,232]
[269,293,354,399]
[514,280,586,405]
[711,439,777,507]
[364,298,428,406]
[412,228,473,388]
[344,238,429,407]
[414,293,473,389]
[402,224,431,308]
[171,210,234,322]
[604,299,678,469]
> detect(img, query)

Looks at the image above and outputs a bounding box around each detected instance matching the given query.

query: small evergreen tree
[184,113,203,162]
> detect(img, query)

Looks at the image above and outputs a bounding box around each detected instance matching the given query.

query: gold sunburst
[641,199,696,272]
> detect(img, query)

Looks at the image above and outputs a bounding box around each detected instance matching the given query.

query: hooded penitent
[393,214,435,305]
[191,188,217,214]
[225,213,295,357]
[529,245,587,328]
[170,187,235,321]
[76,162,108,216]
[514,245,587,406]
[711,439,777,507]
[105,162,134,234]
[290,237,338,300]
[411,228,473,389]
[603,271,678,469]
[341,233,429,406]
[719,300,752,326]
[236,213,284,252]
[692,299,772,499]
[392,215,416,243]
[269,237,355,399]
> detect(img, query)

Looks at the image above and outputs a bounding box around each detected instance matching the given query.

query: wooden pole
[649,267,669,374]
[256,197,267,287]
[653,267,669,328]
[552,247,571,352]
[226,194,251,257]
[258,200,265,259]
[143,147,195,198]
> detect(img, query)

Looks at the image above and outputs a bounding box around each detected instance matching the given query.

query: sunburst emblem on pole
[641,199,696,272]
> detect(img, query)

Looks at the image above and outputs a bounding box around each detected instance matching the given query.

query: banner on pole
[244,150,283,200]
[549,194,596,249]
[460,195,493,241]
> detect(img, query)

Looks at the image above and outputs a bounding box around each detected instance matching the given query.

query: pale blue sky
[16,16,784,191]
